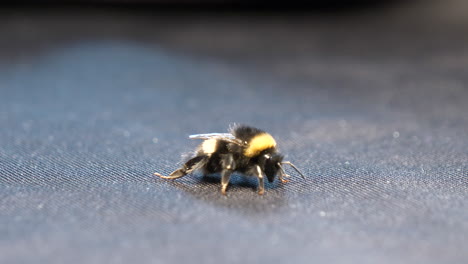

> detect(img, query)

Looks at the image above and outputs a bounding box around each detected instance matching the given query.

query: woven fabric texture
[0,2,467,263]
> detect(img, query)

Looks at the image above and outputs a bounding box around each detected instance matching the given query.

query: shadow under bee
[160,173,289,215]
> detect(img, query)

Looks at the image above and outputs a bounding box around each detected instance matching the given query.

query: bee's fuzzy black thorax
[230,125,265,141]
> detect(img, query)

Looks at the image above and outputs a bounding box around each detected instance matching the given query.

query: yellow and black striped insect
[154,125,305,195]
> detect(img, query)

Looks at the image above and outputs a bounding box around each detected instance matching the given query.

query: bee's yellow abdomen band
[244,133,276,157]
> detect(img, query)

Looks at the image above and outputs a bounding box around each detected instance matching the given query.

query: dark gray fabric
[1,2,467,264]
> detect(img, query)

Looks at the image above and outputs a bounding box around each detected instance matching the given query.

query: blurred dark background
[1,1,467,264]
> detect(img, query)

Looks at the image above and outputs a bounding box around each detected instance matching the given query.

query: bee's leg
[220,154,235,195]
[155,155,207,179]
[155,169,186,179]
[220,170,233,195]
[278,164,290,183]
[255,165,265,195]
[279,173,290,183]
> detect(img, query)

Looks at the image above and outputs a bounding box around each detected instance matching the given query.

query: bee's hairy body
[156,125,304,195]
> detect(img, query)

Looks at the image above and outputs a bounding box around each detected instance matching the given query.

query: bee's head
[262,152,284,183]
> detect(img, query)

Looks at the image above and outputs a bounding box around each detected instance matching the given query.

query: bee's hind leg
[154,169,187,179]
[155,155,207,180]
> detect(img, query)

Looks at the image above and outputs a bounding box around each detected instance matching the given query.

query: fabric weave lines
[1,2,467,264]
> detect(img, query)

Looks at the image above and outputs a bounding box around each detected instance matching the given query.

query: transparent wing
[189,133,235,140]
[189,133,244,145]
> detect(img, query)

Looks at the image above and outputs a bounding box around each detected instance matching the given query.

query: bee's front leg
[278,165,290,183]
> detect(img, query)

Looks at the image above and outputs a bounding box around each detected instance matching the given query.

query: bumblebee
[154,125,305,195]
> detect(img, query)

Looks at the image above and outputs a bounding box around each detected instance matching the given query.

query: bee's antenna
[281,161,306,180]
